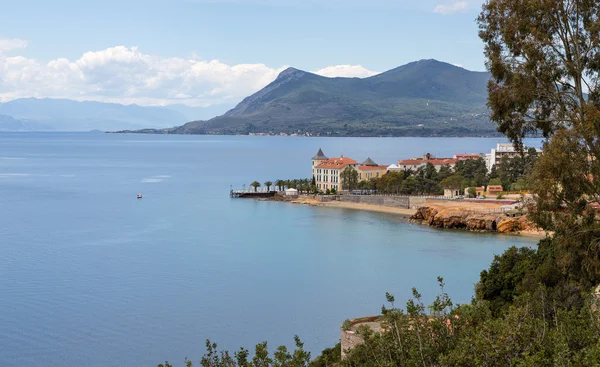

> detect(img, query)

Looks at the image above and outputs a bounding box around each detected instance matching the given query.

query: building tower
[312,148,328,180]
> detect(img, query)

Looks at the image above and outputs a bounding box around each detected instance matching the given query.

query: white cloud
[0,38,28,53]
[0,42,379,107]
[433,1,468,14]
[0,44,286,107]
[313,65,379,78]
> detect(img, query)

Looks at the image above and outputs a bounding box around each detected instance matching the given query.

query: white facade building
[485,143,542,171]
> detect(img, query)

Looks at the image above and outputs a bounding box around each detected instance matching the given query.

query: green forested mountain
[168,60,497,137]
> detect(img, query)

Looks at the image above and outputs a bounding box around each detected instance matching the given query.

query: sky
[0,0,486,108]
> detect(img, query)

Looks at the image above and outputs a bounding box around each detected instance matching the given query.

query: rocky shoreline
[409,206,535,234]
[260,194,547,237]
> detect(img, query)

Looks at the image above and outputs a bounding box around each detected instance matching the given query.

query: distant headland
[111,60,506,138]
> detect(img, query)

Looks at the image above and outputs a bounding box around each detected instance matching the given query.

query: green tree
[476,246,537,316]
[437,164,453,182]
[339,166,358,191]
[479,0,600,283]
[488,164,498,180]
[250,181,261,192]
[414,163,440,194]
[264,181,273,192]
[440,174,463,190]
[488,178,501,186]
[454,158,488,186]
[467,187,477,198]
[510,178,526,191]
[478,0,600,144]
[275,179,285,191]
[377,171,404,194]
[310,343,341,367]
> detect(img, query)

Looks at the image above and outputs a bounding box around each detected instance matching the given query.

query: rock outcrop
[411,206,532,234]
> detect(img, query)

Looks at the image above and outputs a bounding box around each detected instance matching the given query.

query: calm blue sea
[0,133,541,367]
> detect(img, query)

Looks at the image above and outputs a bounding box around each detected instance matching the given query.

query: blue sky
[0,0,486,107]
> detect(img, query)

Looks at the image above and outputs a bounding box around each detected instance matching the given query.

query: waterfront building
[444,188,461,197]
[464,186,485,197]
[397,153,457,171]
[387,164,401,172]
[312,148,329,179]
[357,158,388,181]
[453,153,482,160]
[487,185,503,196]
[311,150,390,191]
[313,152,359,191]
[484,143,542,171]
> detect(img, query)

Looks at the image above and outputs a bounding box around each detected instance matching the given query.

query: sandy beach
[289,196,415,217]
[320,201,417,217]
[288,196,549,239]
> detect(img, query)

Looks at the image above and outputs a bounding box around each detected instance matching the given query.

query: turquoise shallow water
[0,133,539,366]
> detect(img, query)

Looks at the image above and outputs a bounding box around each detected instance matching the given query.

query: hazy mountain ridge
[168,59,497,137]
[0,98,226,132]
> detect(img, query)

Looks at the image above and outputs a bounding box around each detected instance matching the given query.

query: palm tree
[302,178,310,191]
[264,181,273,192]
[275,179,284,191]
[298,182,306,194]
[250,181,261,192]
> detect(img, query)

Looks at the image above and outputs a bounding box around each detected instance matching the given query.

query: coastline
[318,200,417,218]
[285,196,549,239]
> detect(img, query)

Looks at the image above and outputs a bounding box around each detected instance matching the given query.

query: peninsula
[114,60,501,137]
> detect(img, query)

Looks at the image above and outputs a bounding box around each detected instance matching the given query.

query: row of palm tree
[248,178,318,193]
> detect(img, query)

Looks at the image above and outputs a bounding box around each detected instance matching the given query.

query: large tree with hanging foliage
[478,0,600,285]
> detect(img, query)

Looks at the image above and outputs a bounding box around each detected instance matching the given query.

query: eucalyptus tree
[478,0,600,283]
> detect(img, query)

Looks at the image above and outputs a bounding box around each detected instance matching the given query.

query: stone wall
[339,195,411,208]
[340,316,384,359]
[408,197,427,209]
[314,194,440,210]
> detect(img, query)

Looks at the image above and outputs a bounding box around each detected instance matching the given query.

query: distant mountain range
[1,60,499,136]
[0,98,233,132]
[157,59,498,137]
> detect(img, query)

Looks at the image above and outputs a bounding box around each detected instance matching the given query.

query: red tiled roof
[454,154,481,159]
[358,165,389,171]
[315,157,358,169]
[428,159,457,165]
[398,158,424,165]
[397,158,456,166]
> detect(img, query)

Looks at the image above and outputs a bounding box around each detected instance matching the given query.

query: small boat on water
[137,193,142,199]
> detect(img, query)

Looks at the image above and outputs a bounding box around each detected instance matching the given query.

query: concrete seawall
[338,195,427,209]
